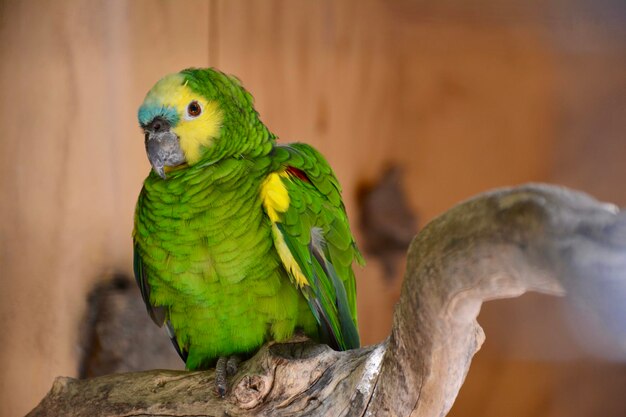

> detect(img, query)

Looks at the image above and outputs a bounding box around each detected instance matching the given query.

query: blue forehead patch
[138,104,180,127]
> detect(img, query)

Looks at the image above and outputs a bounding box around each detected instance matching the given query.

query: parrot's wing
[133,243,165,326]
[262,143,364,350]
[133,241,188,362]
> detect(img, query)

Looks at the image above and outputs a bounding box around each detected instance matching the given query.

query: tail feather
[309,229,360,350]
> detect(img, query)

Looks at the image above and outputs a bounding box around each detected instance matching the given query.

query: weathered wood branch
[28,184,626,417]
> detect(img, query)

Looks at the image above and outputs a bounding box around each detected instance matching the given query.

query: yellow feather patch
[271,224,309,288]
[142,73,223,165]
[261,172,309,288]
[260,172,290,222]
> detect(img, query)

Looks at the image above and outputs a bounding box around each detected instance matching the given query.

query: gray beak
[143,117,186,179]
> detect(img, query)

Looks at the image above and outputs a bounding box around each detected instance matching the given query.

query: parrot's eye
[186,101,202,118]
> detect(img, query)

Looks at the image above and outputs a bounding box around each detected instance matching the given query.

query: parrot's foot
[215,355,241,397]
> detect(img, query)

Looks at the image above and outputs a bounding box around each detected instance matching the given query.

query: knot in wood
[233,374,273,409]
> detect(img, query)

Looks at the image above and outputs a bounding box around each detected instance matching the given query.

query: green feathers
[268,144,363,350]
[133,68,362,369]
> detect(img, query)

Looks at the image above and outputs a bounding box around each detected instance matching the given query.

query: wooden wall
[1,1,624,416]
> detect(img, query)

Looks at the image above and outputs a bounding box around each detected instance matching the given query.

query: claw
[215,357,228,397]
[226,356,241,376]
[214,355,242,397]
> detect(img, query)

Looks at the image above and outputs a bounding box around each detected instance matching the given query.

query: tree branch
[28,184,626,417]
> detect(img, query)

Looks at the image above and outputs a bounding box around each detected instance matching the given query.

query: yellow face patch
[142,73,223,165]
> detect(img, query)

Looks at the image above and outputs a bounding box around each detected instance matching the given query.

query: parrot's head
[138,68,271,179]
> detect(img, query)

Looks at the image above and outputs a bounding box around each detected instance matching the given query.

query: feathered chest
[134,160,278,288]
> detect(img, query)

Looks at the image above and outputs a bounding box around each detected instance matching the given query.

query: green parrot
[133,68,363,393]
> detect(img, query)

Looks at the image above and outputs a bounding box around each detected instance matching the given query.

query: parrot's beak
[143,117,186,179]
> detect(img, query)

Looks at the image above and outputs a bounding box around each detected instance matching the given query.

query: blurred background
[1,1,626,416]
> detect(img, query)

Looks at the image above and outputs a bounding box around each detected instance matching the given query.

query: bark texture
[28,184,626,417]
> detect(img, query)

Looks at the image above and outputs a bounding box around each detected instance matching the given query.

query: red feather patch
[286,166,311,183]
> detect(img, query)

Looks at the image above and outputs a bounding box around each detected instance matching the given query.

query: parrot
[133,68,363,395]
